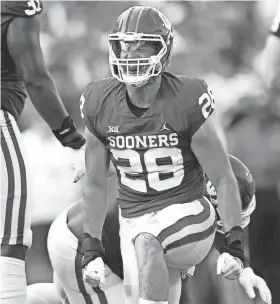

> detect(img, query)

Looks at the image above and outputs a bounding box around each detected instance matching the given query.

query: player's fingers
[73,174,79,183]
[100,269,105,285]
[217,254,227,275]
[84,276,100,287]
[73,171,85,183]
[223,263,242,280]
[257,281,272,304]
[221,260,239,274]
[224,271,239,280]
[242,282,256,300]
[83,271,100,287]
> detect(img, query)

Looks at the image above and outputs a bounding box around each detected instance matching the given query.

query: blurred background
[21,0,280,301]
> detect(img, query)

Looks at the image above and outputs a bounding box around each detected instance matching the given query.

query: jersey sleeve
[80,82,103,141]
[270,3,280,38]
[186,78,216,138]
[1,1,43,18]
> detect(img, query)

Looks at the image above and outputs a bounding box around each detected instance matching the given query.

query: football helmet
[206,154,256,233]
[108,6,174,87]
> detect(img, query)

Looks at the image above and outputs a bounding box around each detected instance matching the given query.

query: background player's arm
[83,127,110,240]
[254,3,280,89]
[191,115,242,232]
[7,15,68,130]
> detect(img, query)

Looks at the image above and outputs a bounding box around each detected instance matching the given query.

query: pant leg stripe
[92,286,108,304]
[75,242,109,304]
[1,128,15,245]
[3,111,27,245]
[74,241,94,304]
[163,219,217,253]
[157,197,210,245]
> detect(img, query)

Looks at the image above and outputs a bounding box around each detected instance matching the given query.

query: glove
[217,252,243,280]
[53,116,86,150]
[83,257,105,287]
[81,233,105,287]
[66,144,85,183]
[239,267,272,304]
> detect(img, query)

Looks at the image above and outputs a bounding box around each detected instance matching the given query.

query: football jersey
[81,72,215,218]
[270,2,280,38]
[1,1,43,120]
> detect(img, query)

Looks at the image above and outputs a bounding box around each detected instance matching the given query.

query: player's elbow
[23,71,51,89]
[20,58,51,87]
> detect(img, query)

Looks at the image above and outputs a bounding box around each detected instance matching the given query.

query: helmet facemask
[108,33,168,87]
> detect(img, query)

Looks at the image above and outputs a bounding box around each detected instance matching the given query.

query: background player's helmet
[206,154,256,233]
[108,6,174,87]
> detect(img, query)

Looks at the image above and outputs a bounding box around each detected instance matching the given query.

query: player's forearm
[216,173,242,232]
[83,186,108,240]
[25,74,68,130]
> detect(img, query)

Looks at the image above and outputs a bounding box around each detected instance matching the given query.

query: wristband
[225,226,250,268]
[52,116,86,149]
[81,233,105,268]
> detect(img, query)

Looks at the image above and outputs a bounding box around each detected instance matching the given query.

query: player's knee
[134,233,162,259]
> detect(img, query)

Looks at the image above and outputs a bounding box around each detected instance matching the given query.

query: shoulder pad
[81,77,118,118]
[1,1,43,18]
[178,76,215,138]
[80,77,119,136]
[181,77,215,116]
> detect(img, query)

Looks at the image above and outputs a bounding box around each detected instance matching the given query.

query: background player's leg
[1,111,31,304]
[47,214,92,304]
[0,257,27,304]
[48,211,120,304]
[120,235,139,304]
[26,283,63,304]
[168,267,182,304]
[180,233,254,304]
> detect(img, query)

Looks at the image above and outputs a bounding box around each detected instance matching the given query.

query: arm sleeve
[186,78,216,138]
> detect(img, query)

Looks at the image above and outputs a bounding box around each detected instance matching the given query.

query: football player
[250,2,280,301]
[254,2,280,90]
[1,1,85,303]
[25,155,271,304]
[180,155,263,304]
[80,6,253,304]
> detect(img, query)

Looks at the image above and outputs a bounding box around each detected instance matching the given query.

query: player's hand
[238,267,272,304]
[83,257,105,287]
[217,252,243,280]
[66,145,86,183]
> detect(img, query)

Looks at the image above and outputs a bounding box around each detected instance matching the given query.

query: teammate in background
[249,2,280,302]
[254,2,280,91]
[25,155,271,304]
[80,6,264,304]
[1,1,85,303]
[181,156,260,304]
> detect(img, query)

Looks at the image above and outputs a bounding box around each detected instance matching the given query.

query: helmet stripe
[135,6,145,33]
[124,6,135,32]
